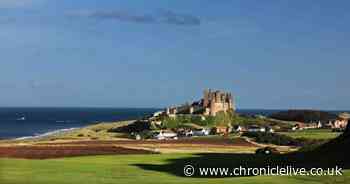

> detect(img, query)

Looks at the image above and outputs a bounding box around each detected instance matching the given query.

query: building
[166,106,178,118]
[325,113,349,130]
[233,125,244,132]
[331,113,350,130]
[292,123,305,131]
[332,119,347,129]
[192,128,210,136]
[165,89,235,117]
[153,130,178,140]
[292,122,319,131]
[203,89,235,116]
[212,126,231,135]
[247,125,266,133]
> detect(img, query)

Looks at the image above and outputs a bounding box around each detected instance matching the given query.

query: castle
[202,89,235,116]
[166,89,235,117]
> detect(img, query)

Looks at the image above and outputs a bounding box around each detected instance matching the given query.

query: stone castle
[166,89,235,116]
[202,89,235,116]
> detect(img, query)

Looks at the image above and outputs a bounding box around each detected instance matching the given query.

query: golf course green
[0,153,349,184]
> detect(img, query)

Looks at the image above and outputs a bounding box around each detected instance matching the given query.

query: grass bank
[279,129,341,140]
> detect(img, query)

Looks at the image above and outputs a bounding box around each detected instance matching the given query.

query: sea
[0,107,348,140]
[0,107,159,140]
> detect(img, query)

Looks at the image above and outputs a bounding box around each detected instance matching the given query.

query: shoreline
[13,127,80,141]
[0,120,137,143]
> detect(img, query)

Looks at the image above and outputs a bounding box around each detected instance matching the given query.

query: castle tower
[202,89,236,116]
[203,89,210,107]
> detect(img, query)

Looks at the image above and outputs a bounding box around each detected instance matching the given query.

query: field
[279,129,342,140]
[0,154,349,184]
[0,122,347,184]
[0,137,258,159]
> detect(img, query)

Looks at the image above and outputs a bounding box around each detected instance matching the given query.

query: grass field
[279,129,341,140]
[0,154,349,184]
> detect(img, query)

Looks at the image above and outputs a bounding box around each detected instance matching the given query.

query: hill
[312,123,350,166]
[269,110,337,123]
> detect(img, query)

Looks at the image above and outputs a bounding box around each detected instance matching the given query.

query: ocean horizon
[0,107,349,140]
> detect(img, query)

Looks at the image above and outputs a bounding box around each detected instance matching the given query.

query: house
[292,125,299,131]
[333,119,348,129]
[175,128,192,137]
[292,122,319,131]
[153,130,178,140]
[247,125,266,133]
[233,125,244,132]
[192,128,210,136]
[265,126,275,133]
[305,123,318,129]
[330,113,349,130]
[213,126,231,134]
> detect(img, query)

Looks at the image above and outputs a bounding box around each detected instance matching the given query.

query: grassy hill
[269,110,337,123]
[280,129,341,140]
[303,124,350,168]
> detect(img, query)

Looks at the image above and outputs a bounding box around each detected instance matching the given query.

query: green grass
[280,129,342,140]
[0,154,349,184]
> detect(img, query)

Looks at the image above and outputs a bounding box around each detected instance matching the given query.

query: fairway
[0,154,349,184]
[280,129,342,140]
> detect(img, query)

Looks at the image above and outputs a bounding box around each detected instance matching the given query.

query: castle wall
[166,89,235,117]
[203,89,235,116]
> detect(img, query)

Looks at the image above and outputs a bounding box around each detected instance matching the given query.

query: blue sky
[1,0,349,110]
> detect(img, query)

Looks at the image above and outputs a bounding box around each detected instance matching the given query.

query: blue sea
[0,107,159,139]
[0,108,348,139]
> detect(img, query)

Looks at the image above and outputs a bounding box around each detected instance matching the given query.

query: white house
[247,125,266,133]
[153,130,178,140]
[233,125,244,132]
[266,127,275,133]
[192,129,210,136]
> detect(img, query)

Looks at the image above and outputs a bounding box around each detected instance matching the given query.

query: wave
[55,120,76,123]
[14,127,79,140]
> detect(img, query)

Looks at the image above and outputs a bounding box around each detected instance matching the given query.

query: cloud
[89,11,155,24]
[68,10,201,26]
[160,10,201,26]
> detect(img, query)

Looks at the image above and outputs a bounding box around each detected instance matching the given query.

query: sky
[1,0,350,110]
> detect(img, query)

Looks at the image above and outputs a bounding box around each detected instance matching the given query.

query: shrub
[243,132,328,147]
[295,138,328,151]
[108,121,150,133]
[242,132,298,146]
[161,115,216,129]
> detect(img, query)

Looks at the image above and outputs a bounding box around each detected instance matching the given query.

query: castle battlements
[202,89,235,116]
[166,89,235,117]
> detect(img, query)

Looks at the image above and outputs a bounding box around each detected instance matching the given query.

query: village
[138,89,350,140]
